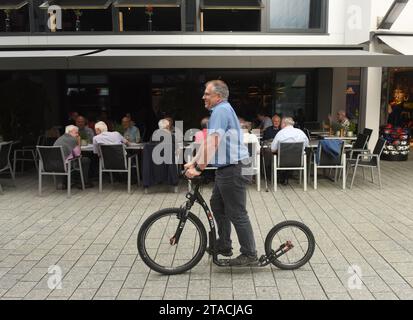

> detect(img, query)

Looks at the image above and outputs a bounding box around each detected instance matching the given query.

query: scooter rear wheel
[264,221,315,270]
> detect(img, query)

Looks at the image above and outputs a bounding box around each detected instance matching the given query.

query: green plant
[79,131,88,140]
[114,123,124,134]
[73,9,83,17]
[348,122,357,133]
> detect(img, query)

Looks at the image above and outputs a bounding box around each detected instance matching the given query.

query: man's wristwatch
[194,164,204,173]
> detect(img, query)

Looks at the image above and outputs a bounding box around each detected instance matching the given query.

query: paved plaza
[0,158,413,300]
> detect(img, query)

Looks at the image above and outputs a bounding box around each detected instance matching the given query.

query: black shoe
[228,253,259,267]
[206,246,233,257]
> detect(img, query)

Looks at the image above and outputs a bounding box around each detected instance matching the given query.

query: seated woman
[194,117,209,143]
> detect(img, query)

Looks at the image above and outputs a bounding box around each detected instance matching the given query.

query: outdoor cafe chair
[98,144,138,194]
[273,142,307,192]
[13,135,43,175]
[0,141,16,194]
[347,138,386,189]
[363,128,373,143]
[37,146,85,198]
[313,140,346,190]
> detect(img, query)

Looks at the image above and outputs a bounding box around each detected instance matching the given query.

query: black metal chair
[98,144,137,194]
[273,142,307,192]
[363,128,373,143]
[313,140,346,190]
[0,141,16,194]
[37,146,85,198]
[347,133,369,160]
[13,135,43,175]
[347,138,386,189]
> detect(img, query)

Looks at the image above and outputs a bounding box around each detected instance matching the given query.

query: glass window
[115,0,182,32]
[274,71,315,125]
[0,1,30,32]
[269,0,326,32]
[200,0,262,32]
[39,0,113,32]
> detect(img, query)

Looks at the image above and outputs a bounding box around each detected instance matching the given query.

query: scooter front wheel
[137,208,207,275]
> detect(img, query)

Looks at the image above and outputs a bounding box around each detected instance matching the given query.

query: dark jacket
[263,126,280,141]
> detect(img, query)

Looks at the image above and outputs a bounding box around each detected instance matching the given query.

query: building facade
[0,0,412,145]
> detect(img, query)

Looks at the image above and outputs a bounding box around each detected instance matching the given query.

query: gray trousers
[210,163,257,256]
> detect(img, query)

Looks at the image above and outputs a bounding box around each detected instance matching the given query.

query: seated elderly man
[93,121,129,155]
[328,110,351,133]
[54,125,92,188]
[151,119,175,144]
[271,117,309,185]
[263,114,281,141]
[76,115,95,144]
[122,116,141,143]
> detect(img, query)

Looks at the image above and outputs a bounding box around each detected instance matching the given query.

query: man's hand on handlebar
[185,167,201,179]
[184,162,195,170]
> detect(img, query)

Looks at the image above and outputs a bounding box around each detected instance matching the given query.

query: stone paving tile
[141,281,167,298]
[70,289,98,300]
[94,280,123,298]
[373,292,399,300]
[105,267,130,282]
[326,293,352,300]
[1,158,413,300]
[3,281,37,298]
[163,287,187,300]
[210,287,233,300]
[117,289,142,300]
[23,289,51,300]
[78,273,107,289]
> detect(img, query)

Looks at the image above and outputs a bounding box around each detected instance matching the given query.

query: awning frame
[39,0,113,10]
[200,0,263,10]
[114,0,181,8]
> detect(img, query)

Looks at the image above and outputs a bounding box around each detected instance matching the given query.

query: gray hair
[65,125,78,134]
[283,117,295,127]
[200,117,209,129]
[206,80,229,101]
[158,119,170,130]
[95,121,108,133]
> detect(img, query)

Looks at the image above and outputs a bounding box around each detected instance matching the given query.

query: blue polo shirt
[207,101,249,167]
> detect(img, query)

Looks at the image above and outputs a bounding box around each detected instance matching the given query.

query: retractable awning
[114,0,181,8]
[39,0,113,10]
[67,49,413,69]
[378,35,413,55]
[200,0,263,10]
[0,0,28,10]
[1,48,412,70]
[0,50,96,70]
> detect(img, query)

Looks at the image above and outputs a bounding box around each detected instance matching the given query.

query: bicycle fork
[258,241,295,267]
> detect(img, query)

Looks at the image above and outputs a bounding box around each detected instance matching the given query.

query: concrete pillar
[359,40,382,150]
[360,67,382,150]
